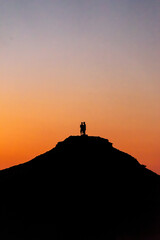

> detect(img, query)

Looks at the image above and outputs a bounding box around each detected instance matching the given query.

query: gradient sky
[1,0,160,173]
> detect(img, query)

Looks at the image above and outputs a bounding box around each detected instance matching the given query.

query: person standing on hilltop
[80,122,86,135]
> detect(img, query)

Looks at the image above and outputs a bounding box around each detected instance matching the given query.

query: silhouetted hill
[0,135,160,239]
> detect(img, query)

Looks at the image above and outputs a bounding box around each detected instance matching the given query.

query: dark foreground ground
[0,135,160,239]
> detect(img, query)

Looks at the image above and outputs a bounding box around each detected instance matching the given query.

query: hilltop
[0,135,160,239]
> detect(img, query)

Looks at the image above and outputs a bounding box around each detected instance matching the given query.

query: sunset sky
[1,0,160,173]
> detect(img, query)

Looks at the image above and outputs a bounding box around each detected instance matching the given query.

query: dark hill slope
[0,135,160,239]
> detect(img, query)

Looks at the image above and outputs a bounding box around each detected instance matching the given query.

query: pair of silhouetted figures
[80,122,86,135]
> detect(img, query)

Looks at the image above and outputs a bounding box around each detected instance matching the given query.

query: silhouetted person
[80,122,86,135]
